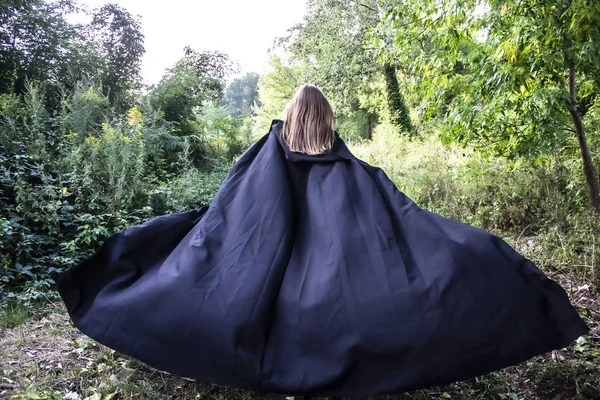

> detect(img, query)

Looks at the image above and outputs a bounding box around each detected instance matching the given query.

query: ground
[1,274,599,400]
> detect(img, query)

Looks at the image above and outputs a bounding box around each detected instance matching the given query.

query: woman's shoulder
[270,119,284,130]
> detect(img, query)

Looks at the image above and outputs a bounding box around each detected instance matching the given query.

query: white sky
[75,0,307,85]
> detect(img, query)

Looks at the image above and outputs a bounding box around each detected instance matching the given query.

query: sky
[75,0,307,85]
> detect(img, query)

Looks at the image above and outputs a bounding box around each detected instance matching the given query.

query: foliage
[223,72,260,119]
[0,0,82,95]
[282,0,378,116]
[1,82,243,303]
[148,63,204,136]
[380,63,411,134]
[78,122,146,210]
[194,103,247,159]
[252,55,306,138]
[90,3,145,111]
[381,0,600,211]
[149,47,236,137]
[64,83,110,138]
[278,0,413,136]
[0,0,142,111]
[179,46,236,103]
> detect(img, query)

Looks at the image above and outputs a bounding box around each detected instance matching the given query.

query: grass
[0,274,597,400]
[0,302,29,329]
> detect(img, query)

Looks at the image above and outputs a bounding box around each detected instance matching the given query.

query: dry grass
[0,273,598,400]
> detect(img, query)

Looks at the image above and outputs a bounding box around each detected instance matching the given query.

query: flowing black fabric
[57,120,589,397]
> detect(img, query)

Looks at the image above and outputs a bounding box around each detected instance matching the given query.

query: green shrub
[351,124,592,231]
[0,82,243,303]
[64,83,110,137]
[73,122,147,211]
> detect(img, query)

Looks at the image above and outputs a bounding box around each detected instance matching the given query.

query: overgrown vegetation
[0,0,252,304]
[1,0,599,398]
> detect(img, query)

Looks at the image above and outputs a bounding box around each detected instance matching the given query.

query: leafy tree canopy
[223,72,260,119]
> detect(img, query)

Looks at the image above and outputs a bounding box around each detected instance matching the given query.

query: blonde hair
[282,85,335,155]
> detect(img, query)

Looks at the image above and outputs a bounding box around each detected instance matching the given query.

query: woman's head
[282,85,335,155]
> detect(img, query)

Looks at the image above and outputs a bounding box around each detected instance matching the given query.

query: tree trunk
[383,63,413,134]
[567,66,600,214]
[374,2,413,135]
[367,112,377,140]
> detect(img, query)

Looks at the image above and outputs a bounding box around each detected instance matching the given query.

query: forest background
[0,1,599,399]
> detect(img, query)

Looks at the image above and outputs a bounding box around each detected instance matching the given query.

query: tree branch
[569,65,577,102]
[360,3,377,13]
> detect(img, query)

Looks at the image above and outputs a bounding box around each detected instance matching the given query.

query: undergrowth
[351,124,600,289]
[0,84,238,305]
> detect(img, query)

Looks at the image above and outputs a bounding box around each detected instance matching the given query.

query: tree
[148,63,203,136]
[383,63,413,135]
[283,0,412,135]
[223,72,260,119]
[252,55,306,138]
[149,47,235,136]
[90,3,145,110]
[384,0,600,213]
[0,0,83,94]
[365,1,414,134]
[180,46,236,102]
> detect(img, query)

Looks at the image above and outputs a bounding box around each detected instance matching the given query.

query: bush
[0,82,246,304]
[74,122,147,210]
[64,83,110,137]
[351,124,592,230]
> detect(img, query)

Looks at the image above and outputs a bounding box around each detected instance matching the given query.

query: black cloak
[57,120,588,397]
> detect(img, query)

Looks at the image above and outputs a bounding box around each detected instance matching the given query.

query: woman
[57,85,588,398]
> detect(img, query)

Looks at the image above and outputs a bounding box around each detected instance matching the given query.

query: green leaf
[25,386,44,400]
